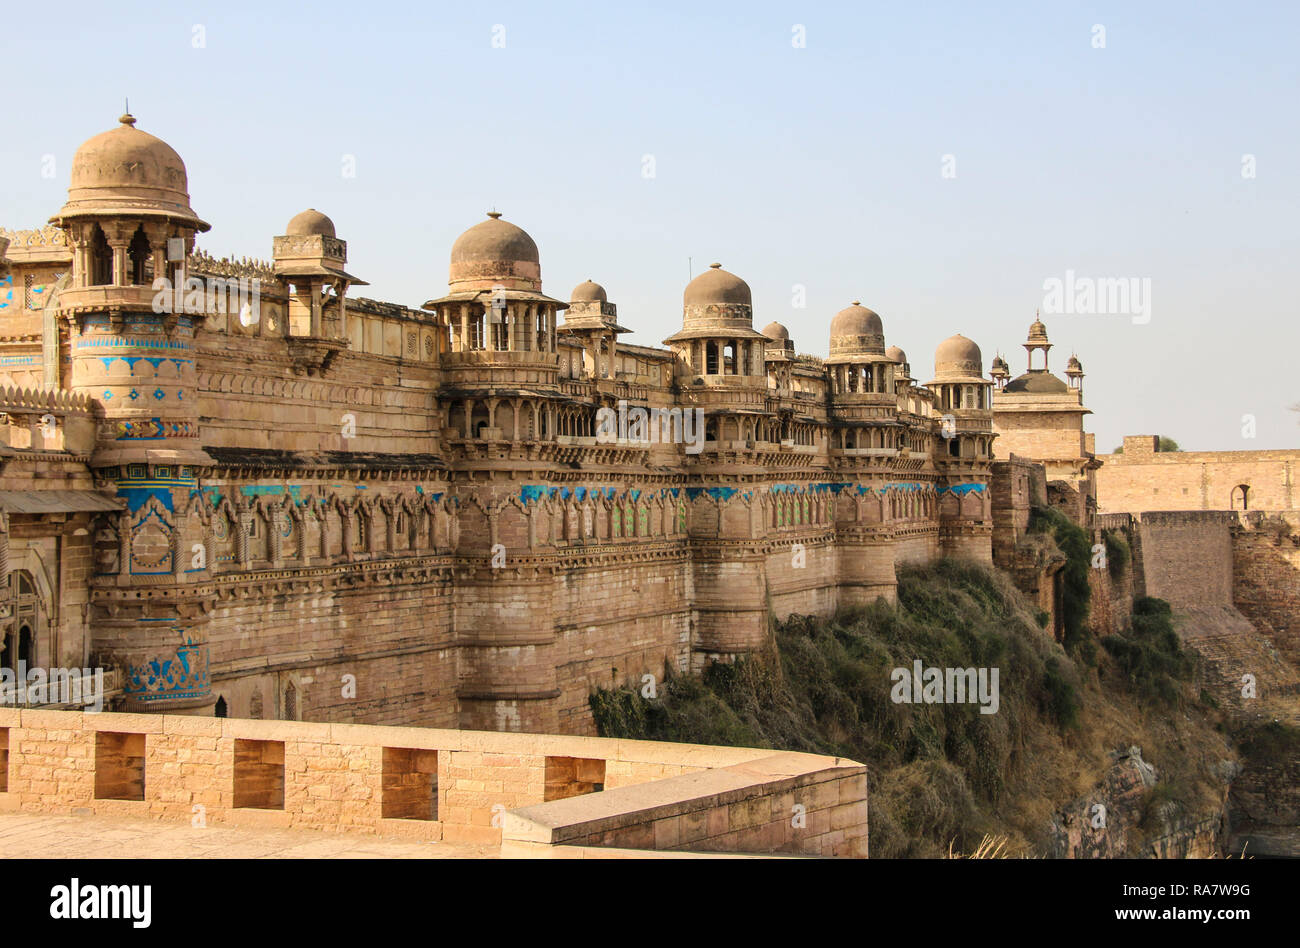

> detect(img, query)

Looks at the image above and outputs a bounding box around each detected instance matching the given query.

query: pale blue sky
[4,0,1297,450]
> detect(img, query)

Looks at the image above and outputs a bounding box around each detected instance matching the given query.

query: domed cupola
[447,212,541,293]
[559,279,629,380]
[826,302,895,399]
[272,208,366,340]
[53,113,208,232]
[424,212,566,357]
[762,321,795,357]
[1023,312,1052,371]
[1065,352,1085,393]
[931,334,986,383]
[887,345,911,381]
[665,262,770,379]
[927,333,995,463]
[1003,315,1072,394]
[829,302,885,357]
[990,352,1010,388]
[570,279,607,303]
[285,208,336,237]
[684,262,751,306]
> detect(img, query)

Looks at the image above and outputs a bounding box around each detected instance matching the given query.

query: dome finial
[709,262,722,269]
[487,210,502,219]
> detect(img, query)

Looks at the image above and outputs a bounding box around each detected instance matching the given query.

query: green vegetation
[1028,504,1094,660]
[1112,436,1182,454]
[1236,720,1300,762]
[1101,597,1196,708]
[1102,528,1130,580]
[590,557,1233,857]
[592,559,1091,857]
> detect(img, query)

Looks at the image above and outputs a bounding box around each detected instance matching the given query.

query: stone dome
[684,263,751,306]
[55,114,208,230]
[830,302,883,338]
[762,321,790,341]
[451,213,538,265]
[1004,372,1069,394]
[828,302,886,359]
[286,208,336,237]
[936,333,980,365]
[571,279,607,303]
[447,212,541,291]
[931,333,986,382]
[886,345,908,364]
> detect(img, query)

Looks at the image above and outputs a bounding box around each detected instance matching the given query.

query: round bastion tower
[423,213,568,732]
[666,264,772,666]
[927,334,995,563]
[50,114,216,713]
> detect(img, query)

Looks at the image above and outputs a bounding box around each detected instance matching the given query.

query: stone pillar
[109,236,129,287]
[268,502,284,567]
[310,280,323,337]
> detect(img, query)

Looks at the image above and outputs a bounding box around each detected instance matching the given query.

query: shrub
[1029,505,1094,659]
[1102,528,1130,579]
[1101,597,1195,707]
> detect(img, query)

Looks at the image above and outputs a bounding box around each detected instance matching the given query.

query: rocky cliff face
[1047,746,1229,858]
[1228,723,1300,857]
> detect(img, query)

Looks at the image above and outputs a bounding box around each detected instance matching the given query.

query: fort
[0,113,1001,735]
[1,113,1297,859]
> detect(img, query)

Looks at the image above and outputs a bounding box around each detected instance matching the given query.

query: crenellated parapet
[189,248,276,283]
[0,385,96,454]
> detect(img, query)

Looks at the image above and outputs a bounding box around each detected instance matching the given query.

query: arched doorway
[1230,484,1250,510]
[2,571,45,671]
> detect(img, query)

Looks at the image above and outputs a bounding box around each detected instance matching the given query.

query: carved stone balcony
[285,335,349,376]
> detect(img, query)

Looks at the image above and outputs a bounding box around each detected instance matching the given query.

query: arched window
[284,682,298,721]
[17,624,32,667]
[90,225,112,286]
[1231,484,1250,510]
[127,225,152,285]
[214,696,228,718]
[3,572,43,671]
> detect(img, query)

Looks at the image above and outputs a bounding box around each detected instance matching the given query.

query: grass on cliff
[1236,720,1300,763]
[590,559,1233,858]
[1028,504,1095,661]
[1101,597,1197,708]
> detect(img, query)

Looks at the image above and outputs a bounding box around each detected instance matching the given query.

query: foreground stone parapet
[503,751,866,858]
[0,709,866,858]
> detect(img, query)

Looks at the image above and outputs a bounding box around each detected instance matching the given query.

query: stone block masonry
[0,709,866,858]
[1096,439,1300,514]
[1232,513,1300,669]
[0,116,998,739]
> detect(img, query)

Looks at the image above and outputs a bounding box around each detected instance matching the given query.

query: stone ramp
[1175,605,1300,721]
